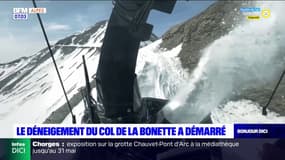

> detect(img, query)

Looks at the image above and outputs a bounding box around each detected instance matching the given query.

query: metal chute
[95,0,177,123]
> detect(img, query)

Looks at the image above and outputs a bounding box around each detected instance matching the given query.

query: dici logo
[8,139,31,160]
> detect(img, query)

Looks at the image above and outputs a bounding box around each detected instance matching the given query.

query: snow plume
[163,2,285,123]
[136,40,187,99]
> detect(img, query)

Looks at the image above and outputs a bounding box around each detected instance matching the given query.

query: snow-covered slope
[211,100,285,123]
[0,21,108,126]
[0,20,160,125]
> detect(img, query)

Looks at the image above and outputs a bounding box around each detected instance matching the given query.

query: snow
[63,88,98,124]
[211,100,285,123]
[62,39,187,123]
[62,100,85,124]
[0,20,161,125]
[136,40,188,99]
[0,24,105,125]
[162,1,285,123]
[0,57,31,82]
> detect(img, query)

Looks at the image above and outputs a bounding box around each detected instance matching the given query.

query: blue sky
[0,1,214,63]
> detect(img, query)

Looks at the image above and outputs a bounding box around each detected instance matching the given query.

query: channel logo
[12,8,28,20]
[240,7,271,20]
[11,142,26,154]
[261,9,271,18]
[12,7,46,20]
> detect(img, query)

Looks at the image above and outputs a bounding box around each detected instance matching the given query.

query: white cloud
[74,14,89,28]
[0,33,45,63]
[75,14,85,23]
[46,23,71,31]
[7,32,15,41]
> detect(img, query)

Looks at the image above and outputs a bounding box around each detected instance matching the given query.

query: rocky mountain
[159,1,285,118]
[161,1,252,70]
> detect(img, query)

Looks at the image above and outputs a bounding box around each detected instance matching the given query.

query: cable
[32,0,76,124]
[262,69,285,116]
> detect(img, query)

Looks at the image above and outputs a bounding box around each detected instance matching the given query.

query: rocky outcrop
[160,1,285,115]
[161,1,254,71]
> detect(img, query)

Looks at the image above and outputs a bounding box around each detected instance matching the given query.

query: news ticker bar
[9,124,285,139]
[1,138,285,160]
[0,138,273,160]
[1,0,278,1]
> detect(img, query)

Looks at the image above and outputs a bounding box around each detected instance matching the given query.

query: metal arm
[96,0,177,122]
[82,55,100,123]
